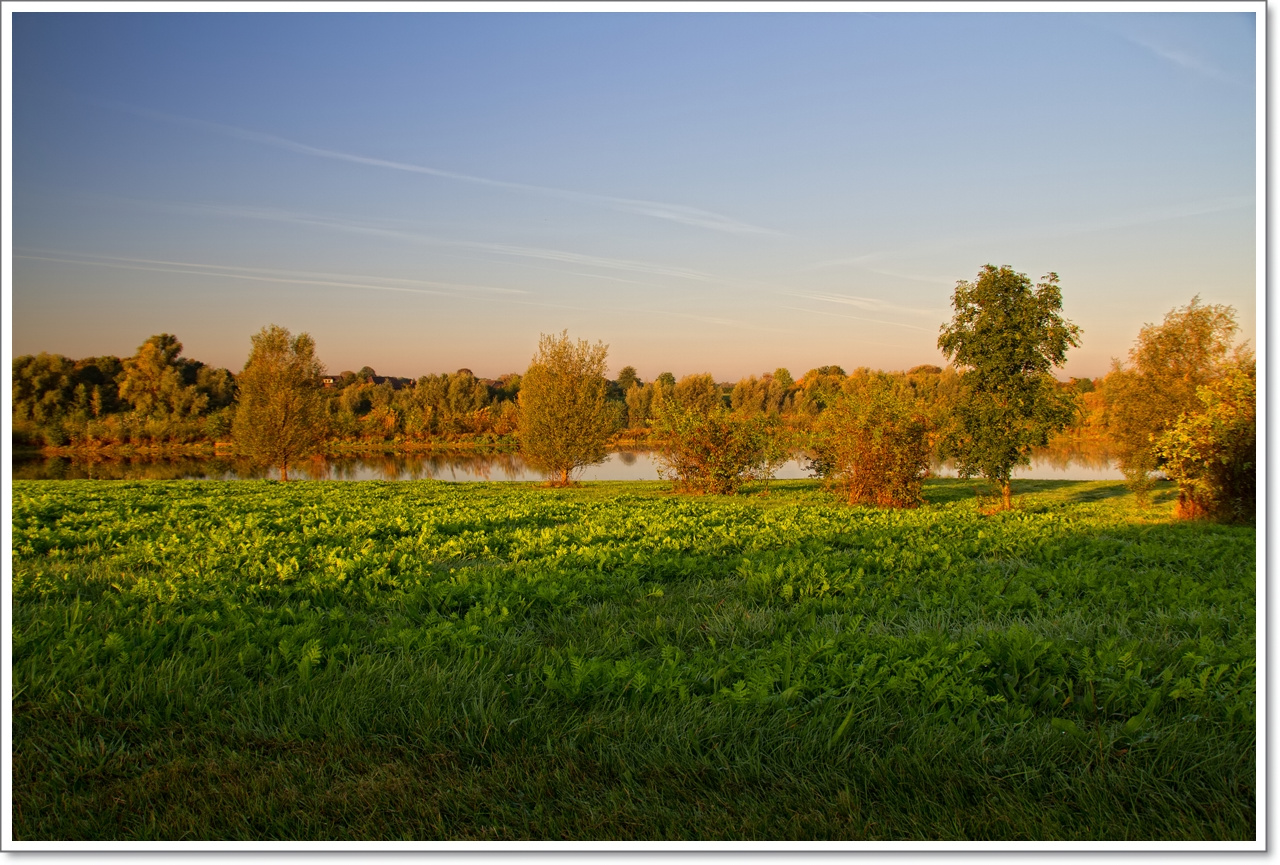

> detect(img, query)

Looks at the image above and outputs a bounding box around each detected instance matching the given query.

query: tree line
[12,264,1254,521]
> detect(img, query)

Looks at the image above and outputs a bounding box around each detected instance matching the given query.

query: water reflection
[13,444,1122,482]
[931,440,1120,480]
[301,451,533,482]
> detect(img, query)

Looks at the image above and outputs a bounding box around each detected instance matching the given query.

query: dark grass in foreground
[11,478,1255,840]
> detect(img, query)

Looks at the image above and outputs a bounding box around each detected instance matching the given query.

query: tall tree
[616,365,641,392]
[670,373,723,415]
[938,265,1081,510]
[517,331,616,486]
[1103,297,1238,502]
[118,334,207,419]
[232,325,329,481]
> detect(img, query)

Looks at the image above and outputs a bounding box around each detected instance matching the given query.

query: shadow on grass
[921,477,1185,509]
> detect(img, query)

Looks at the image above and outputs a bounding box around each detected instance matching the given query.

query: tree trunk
[280,464,289,482]
[560,467,570,486]
[1001,481,1012,511]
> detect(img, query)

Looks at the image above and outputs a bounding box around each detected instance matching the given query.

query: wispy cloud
[1055,194,1254,235]
[804,246,964,272]
[805,194,1254,273]
[13,250,526,297]
[780,305,935,333]
[140,200,724,284]
[109,102,781,236]
[791,291,943,318]
[1124,33,1239,85]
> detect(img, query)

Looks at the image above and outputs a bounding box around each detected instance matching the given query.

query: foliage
[231,325,329,481]
[652,386,785,494]
[792,367,848,417]
[624,381,654,429]
[117,334,217,420]
[517,331,617,485]
[615,365,641,391]
[1155,353,1256,523]
[809,373,929,507]
[12,341,234,449]
[1103,297,1239,504]
[10,479,1255,840]
[938,265,1082,509]
[730,372,791,416]
[671,372,724,415]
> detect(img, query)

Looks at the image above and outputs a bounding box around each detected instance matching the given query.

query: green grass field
[10,478,1256,841]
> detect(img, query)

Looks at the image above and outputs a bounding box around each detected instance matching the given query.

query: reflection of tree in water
[1036,439,1113,471]
[373,455,406,481]
[14,449,679,482]
[300,455,337,481]
[417,452,529,480]
[289,452,533,481]
[932,439,1115,477]
[12,454,259,481]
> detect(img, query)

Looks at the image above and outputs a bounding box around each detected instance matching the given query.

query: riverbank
[24,430,682,459]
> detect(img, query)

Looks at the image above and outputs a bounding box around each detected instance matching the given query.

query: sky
[5,5,1260,382]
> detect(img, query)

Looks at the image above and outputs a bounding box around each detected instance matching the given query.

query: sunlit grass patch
[12,478,1255,840]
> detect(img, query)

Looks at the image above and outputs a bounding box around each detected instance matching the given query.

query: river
[12,445,1122,482]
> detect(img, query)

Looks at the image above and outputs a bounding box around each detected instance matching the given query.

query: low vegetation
[651,388,788,495]
[807,371,930,508]
[12,478,1255,840]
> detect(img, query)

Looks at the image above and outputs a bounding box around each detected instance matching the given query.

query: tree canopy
[938,265,1081,509]
[118,334,210,420]
[231,325,329,481]
[615,365,641,392]
[517,331,616,485]
[1156,350,1255,522]
[1103,296,1239,501]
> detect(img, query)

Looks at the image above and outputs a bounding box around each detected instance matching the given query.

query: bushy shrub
[652,396,784,495]
[1156,355,1255,523]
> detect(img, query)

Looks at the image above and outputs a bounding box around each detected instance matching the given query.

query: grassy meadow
[10,477,1256,841]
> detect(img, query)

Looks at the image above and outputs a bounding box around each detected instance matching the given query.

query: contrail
[780,305,935,333]
[109,102,782,236]
[14,251,526,297]
[791,291,944,318]
[147,201,724,283]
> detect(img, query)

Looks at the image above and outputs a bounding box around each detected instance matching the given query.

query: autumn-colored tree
[672,373,723,415]
[517,331,617,485]
[1155,350,1255,522]
[625,382,654,429]
[231,325,329,481]
[118,334,209,419]
[793,366,848,417]
[810,373,930,508]
[938,265,1081,510]
[730,372,789,416]
[1103,297,1239,503]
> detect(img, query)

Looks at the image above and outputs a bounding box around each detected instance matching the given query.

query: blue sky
[8,8,1259,381]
